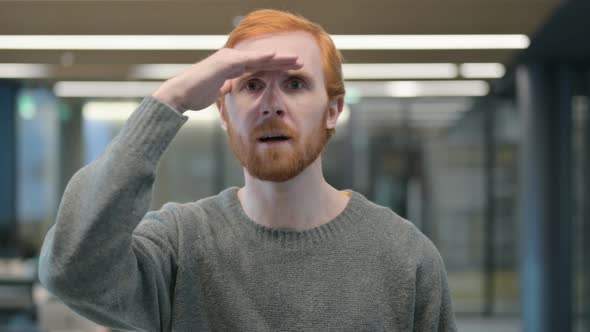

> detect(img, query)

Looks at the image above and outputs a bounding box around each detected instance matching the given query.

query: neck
[237,157,350,231]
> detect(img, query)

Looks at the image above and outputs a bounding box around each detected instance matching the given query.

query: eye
[244,79,264,91]
[286,78,305,90]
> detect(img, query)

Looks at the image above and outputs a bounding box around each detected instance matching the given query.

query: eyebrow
[234,70,315,86]
[287,70,314,83]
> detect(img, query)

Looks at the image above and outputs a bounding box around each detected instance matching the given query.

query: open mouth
[257,134,291,143]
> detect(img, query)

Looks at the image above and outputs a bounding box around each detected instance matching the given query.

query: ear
[326,95,344,130]
[216,97,228,132]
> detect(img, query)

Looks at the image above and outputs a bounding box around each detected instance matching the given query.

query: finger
[243,51,298,66]
[267,53,299,62]
[267,58,303,66]
[245,55,302,69]
[245,61,303,73]
[219,80,232,96]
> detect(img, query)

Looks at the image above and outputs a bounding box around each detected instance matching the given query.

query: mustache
[249,118,298,141]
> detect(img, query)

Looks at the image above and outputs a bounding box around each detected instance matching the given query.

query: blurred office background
[0,1,588,331]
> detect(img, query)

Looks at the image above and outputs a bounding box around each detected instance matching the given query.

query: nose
[261,83,285,118]
[262,108,285,117]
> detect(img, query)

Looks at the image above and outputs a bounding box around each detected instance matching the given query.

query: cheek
[293,97,328,121]
[225,99,253,132]
[227,117,247,137]
[290,90,326,109]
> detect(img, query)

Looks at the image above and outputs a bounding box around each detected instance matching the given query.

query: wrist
[151,88,187,114]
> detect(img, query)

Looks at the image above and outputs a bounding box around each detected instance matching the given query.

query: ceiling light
[388,81,489,97]
[346,80,489,97]
[460,63,506,78]
[0,34,529,50]
[332,35,529,50]
[82,100,218,123]
[0,35,227,50]
[129,64,189,79]
[0,63,51,78]
[343,63,457,79]
[54,81,162,97]
[82,101,140,121]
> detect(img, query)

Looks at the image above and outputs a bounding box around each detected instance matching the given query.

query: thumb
[219,80,232,96]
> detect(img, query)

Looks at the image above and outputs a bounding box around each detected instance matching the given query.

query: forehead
[232,31,324,81]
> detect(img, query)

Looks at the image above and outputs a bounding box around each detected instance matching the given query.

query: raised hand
[151,48,302,113]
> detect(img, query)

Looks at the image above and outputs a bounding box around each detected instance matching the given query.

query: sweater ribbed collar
[219,186,366,249]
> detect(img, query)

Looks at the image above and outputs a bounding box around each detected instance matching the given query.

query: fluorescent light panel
[54,81,162,97]
[389,81,489,97]
[345,63,459,79]
[0,36,227,50]
[82,100,218,123]
[130,63,505,80]
[333,35,529,50]
[82,101,140,121]
[0,63,52,78]
[460,63,506,78]
[130,64,188,79]
[0,34,529,50]
[346,80,489,97]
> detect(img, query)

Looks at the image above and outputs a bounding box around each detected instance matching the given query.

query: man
[39,9,457,332]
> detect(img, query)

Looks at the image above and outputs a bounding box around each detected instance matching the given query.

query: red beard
[225,110,329,182]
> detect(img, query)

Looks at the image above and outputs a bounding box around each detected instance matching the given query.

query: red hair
[224,9,345,99]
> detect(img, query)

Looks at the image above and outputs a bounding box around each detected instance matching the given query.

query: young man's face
[220,31,341,182]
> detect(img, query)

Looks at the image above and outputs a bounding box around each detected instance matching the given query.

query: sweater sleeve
[38,96,189,332]
[413,237,458,332]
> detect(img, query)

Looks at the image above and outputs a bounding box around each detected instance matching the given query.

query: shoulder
[349,191,443,266]
[350,191,422,242]
[140,187,237,234]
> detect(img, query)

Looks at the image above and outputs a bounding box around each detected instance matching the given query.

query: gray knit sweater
[38,96,457,332]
